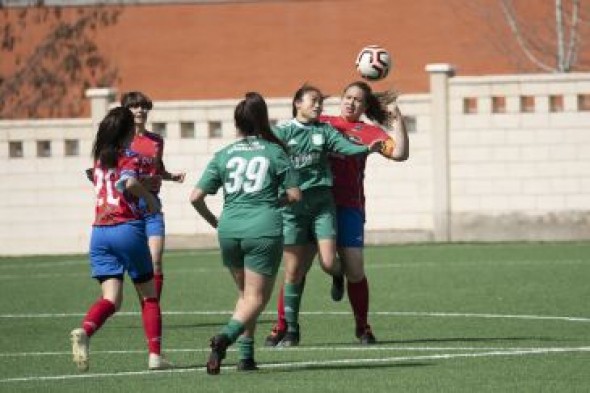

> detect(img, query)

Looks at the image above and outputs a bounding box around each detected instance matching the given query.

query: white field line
[0,250,221,270]
[0,260,84,270]
[1,310,589,323]
[0,258,586,280]
[1,347,589,383]
[0,345,586,358]
[0,267,225,280]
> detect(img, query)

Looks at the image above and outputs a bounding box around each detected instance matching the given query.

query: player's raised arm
[386,102,409,161]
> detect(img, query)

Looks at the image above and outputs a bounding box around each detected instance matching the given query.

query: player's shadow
[314,336,570,347]
[392,335,559,345]
[261,361,432,374]
[316,335,559,346]
[168,361,431,373]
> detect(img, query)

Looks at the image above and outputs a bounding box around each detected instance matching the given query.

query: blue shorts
[144,212,165,237]
[336,206,365,248]
[89,220,153,282]
[138,196,165,237]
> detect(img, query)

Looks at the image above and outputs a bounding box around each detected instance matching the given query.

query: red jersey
[129,131,164,194]
[321,115,391,209]
[93,150,142,226]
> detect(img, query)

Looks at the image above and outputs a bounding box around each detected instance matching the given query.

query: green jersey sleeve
[323,123,370,155]
[196,156,223,194]
[275,149,299,190]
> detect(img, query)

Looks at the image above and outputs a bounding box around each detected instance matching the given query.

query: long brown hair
[234,92,288,153]
[343,81,397,127]
[91,107,135,168]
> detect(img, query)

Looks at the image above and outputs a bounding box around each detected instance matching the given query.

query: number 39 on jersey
[224,156,270,194]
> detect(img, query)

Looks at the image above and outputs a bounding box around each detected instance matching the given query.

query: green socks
[237,336,254,360]
[220,319,245,344]
[284,282,303,333]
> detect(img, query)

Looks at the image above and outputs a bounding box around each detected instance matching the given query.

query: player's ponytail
[92,107,135,169]
[235,92,288,153]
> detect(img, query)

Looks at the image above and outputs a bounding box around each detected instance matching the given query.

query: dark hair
[343,81,394,127]
[291,83,324,118]
[234,92,288,153]
[91,107,135,168]
[120,91,153,110]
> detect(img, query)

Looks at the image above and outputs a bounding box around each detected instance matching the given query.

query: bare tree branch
[0,5,121,118]
[499,0,555,72]
[556,0,565,71]
[565,0,580,70]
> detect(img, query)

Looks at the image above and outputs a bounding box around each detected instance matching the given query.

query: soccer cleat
[206,334,230,375]
[356,325,377,345]
[264,325,286,347]
[330,274,345,302]
[148,353,174,370]
[278,331,300,347]
[70,328,90,372]
[236,358,259,372]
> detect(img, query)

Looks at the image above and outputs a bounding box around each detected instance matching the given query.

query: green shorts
[218,236,283,277]
[281,186,336,246]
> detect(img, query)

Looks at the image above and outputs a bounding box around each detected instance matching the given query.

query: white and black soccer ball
[355,45,392,81]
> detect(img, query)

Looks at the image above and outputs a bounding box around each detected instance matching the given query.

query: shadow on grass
[163,361,431,374]
[258,361,432,374]
[392,336,559,345]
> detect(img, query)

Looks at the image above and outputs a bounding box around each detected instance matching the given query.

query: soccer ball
[355,45,392,81]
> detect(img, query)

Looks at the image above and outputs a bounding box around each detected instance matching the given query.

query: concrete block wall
[447,73,590,241]
[1,70,589,255]
[0,119,96,254]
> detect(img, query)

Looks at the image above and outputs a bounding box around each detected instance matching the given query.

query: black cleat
[206,334,230,375]
[356,326,377,345]
[279,331,300,347]
[331,274,345,302]
[264,325,286,347]
[237,358,259,371]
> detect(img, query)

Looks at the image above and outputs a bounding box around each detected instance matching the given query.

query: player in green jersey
[190,92,301,375]
[271,84,383,346]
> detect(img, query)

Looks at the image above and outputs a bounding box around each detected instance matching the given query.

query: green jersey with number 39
[273,119,369,191]
[196,136,298,238]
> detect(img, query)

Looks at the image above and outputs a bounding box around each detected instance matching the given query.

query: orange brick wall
[2,0,588,117]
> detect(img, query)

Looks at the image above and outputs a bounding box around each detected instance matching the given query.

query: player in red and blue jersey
[265,81,409,346]
[121,91,186,301]
[322,81,408,344]
[70,107,170,372]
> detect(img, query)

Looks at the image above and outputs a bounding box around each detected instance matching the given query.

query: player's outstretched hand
[368,140,385,154]
[380,138,396,158]
[171,172,186,183]
[85,168,94,182]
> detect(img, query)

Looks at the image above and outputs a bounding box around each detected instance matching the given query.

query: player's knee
[112,297,123,312]
[244,293,265,312]
[345,271,365,283]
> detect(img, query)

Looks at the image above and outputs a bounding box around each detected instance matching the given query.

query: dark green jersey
[273,119,369,190]
[196,136,298,238]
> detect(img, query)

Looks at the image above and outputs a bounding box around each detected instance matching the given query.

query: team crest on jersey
[348,135,362,144]
[312,134,324,145]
